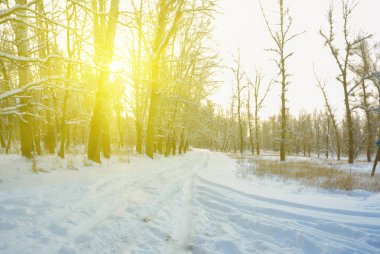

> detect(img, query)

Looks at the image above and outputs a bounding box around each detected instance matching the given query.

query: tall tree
[145,0,185,158]
[260,0,303,161]
[320,0,371,163]
[35,1,56,154]
[353,41,374,162]
[87,0,120,163]
[14,0,35,158]
[131,0,145,154]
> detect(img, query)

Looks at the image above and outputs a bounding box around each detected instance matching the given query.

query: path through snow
[0,150,380,253]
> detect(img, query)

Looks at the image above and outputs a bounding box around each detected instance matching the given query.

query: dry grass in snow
[234,156,380,192]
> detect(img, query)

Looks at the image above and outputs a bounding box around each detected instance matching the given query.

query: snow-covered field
[0,149,380,254]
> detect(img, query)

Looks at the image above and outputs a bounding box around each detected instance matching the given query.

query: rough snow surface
[0,150,380,253]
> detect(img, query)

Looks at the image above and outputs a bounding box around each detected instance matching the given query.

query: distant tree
[231,52,245,154]
[247,70,272,155]
[315,74,341,160]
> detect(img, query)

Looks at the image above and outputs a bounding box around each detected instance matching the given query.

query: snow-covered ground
[0,150,380,253]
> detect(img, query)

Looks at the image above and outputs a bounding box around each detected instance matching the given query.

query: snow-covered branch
[0,104,27,116]
[0,0,40,19]
[0,76,63,101]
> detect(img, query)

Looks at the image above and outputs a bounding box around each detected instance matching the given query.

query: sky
[210,0,380,119]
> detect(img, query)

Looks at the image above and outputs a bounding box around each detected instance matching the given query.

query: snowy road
[0,150,380,253]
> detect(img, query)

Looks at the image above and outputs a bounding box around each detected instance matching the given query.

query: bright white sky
[210,0,380,119]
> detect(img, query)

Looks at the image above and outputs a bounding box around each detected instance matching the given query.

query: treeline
[195,0,380,165]
[200,107,377,161]
[1,0,379,166]
[0,0,217,162]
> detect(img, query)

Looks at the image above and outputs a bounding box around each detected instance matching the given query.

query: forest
[0,0,379,168]
[1,1,380,253]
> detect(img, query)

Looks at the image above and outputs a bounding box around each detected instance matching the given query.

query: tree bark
[87,0,119,163]
[15,0,34,158]
[343,79,354,163]
[145,58,159,158]
[361,79,372,162]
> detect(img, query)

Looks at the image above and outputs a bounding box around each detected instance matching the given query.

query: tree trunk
[87,0,119,163]
[371,147,380,177]
[254,108,260,155]
[360,79,372,162]
[316,120,320,158]
[179,128,185,154]
[88,72,108,163]
[101,114,111,159]
[280,75,286,161]
[247,93,254,155]
[116,110,124,148]
[0,128,6,148]
[15,0,34,158]
[6,127,12,154]
[145,57,159,158]
[136,121,143,154]
[343,81,354,164]
[58,66,70,159]
[36,1,56,154]
[326,119,329,159]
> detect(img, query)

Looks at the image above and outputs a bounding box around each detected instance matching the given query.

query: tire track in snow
[196,176,380,221]
[38,152,203,253]
[117,151,209,254]
[71,151,209,254]
[170,152,209,253]
[191,175,380,254]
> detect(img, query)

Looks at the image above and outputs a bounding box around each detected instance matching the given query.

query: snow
[0,150,380,253]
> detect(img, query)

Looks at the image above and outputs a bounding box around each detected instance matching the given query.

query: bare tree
[315,74,341,160]
[351,41,374,162]
[231,51,245,154]
[247,81,254,155]
[320,0,372,163]
[129,0,146,154]
[260,0,303,161]
[247,70,272,155]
